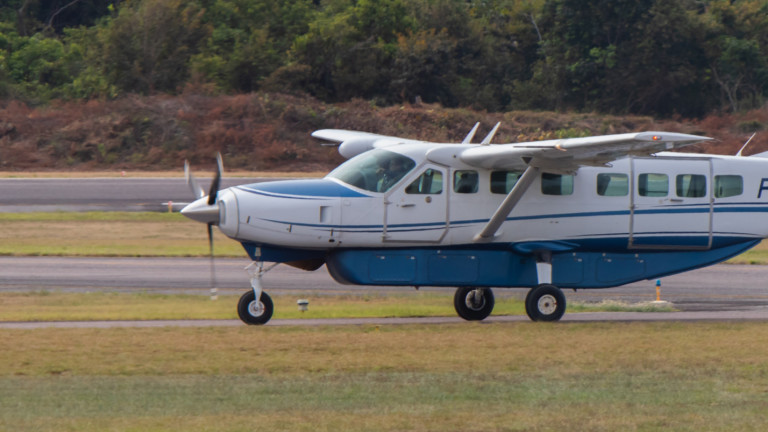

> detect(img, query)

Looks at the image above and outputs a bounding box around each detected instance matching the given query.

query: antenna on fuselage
[736,132,757,157]
[480,122,501,145]
[462,122,480,144]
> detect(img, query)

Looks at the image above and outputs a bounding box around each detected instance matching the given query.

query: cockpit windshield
[327,149,416,193]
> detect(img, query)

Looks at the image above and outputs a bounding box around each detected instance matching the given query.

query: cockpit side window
[326,149,416,193]
[406,169,443,194]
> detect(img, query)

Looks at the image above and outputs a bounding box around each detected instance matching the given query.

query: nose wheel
[237,290,274,325]
[454,286,495,321]
[238,261,279,325]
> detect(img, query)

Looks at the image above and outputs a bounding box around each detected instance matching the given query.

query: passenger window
[454,170,478,193]
[596,173,628,196]
[405,169,443,194]
[490,171,522,194]
[541,173,574,196]
[638,173,668,197]
[676,174,707,198]
[714,175,743,198]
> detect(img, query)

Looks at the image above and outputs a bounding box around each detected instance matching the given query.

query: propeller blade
[207,153,224,205]
[184,160,205,199]
[208,222,218,300]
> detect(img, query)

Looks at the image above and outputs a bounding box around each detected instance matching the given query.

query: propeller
[183,153,224,300]
[208,153,224,205]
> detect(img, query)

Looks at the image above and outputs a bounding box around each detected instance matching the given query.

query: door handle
[399,203,415,208]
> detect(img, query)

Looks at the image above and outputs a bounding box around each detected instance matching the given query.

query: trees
[100,0,208,94]
[707,0,768,112]
[0,0,767,116]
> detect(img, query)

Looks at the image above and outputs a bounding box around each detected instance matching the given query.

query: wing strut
[473,165,540,242]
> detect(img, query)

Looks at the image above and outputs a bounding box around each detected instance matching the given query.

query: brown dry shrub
[1,92,766,171]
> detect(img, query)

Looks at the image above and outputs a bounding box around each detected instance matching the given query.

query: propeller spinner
[181,153,224,225]
[181,153,225,300]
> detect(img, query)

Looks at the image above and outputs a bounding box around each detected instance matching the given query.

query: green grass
[2,322,768,431]
[0,291,679,322]
[0,291,529,321]
[3,372,766,431]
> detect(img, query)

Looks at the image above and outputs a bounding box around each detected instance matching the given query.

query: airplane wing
[460,132,714,172]
[311,129,426,159]
[461,131,714,242]
[315,129,714,169]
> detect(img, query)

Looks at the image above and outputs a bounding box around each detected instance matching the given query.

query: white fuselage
[215,145,768,254]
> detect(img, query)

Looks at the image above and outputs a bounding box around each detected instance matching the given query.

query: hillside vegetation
[1,92,767,172]
[2,1,768,171]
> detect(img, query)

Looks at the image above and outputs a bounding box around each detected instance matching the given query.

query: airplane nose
[181,197,220,225]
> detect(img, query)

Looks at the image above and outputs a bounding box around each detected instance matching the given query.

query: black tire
[525,284,566,322]
[454,287,495,321]
[237,290,274,325]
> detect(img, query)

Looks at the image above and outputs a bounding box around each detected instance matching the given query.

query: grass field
[0,291,673,322]
[2,322,768,431]
[1,211,766,430]
[0,212,244,257]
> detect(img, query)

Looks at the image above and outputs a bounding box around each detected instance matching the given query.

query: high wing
[313,129,714,172]
[460,131,714,173]
[311,129,426,159]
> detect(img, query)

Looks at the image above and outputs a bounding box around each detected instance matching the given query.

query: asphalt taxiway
[2,256,768,327]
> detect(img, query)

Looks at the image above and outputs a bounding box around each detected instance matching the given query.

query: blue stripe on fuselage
[238,179,369,199]
[252,203,768,231]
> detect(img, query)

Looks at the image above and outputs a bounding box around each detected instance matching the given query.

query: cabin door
[383,164,448,242]
[629,157,713,249]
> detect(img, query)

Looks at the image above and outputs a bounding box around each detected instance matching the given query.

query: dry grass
[0,212,244,257]
[2,322,768,431]
[2,321,767,377]
[0,291,526,321]
[727,240,768,264]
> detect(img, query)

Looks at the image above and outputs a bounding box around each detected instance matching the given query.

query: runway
[2,256,768,328]
[2,256,767,304]
[0,177,269,212]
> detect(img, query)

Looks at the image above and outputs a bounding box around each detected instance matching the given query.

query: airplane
[181,124,768,325]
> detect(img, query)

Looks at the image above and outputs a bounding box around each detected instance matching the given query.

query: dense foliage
[1,0,768,117]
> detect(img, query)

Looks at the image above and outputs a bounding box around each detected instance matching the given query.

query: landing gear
[237,290,274,325]
[525,284,566,322]
[238,261,279,325]
[454,286,495,321]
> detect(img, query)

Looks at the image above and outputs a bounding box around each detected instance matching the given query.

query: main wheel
[237,290,274,325]
[454,287,495,321]
[525,284,566,322]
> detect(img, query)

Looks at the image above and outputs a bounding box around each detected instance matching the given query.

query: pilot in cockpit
[378,157,409,192]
